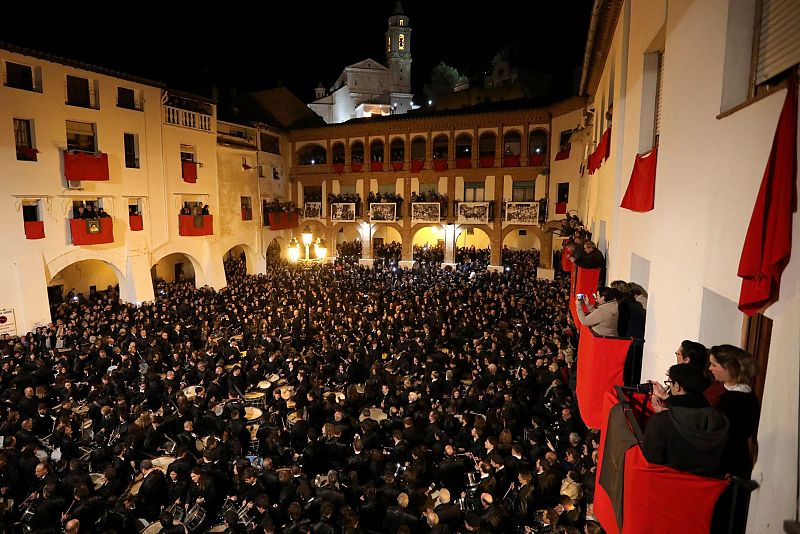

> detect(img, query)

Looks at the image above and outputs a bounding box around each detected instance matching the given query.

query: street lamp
[289,225,327,262]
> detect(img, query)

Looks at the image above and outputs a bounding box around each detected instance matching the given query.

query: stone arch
[151,249,205,287]
[47,254,126,303]
[389,137,405,162]
[501,224,552,268]
[296,143,327,166]
[455,133,472,159]
[479,132,497,157]
[223,243,256,276]
[455,226,492,251]
[410,136,426,160]
[331,142,345,164]
[432,134,448,160]
[529,128,548,157]
[503,130,522,156]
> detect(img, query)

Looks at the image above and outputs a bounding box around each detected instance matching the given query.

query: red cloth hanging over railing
[455,157,471,169]
[410,159,425,173]
[129,215,144,231]
[64,151,109,181]
[555,148,571,161]
[181,161,198,183]
[621,147,658,212]
[569,266,601,326]
[502,155,520,167]
[588,127,612,175]
[24,220,45,240]
[479,155,495,168]
[432,160,448,171]
[370,161,384,172]
[555,201,567,214]
[528,154,545,166]
[575,325,631,429]
[594,391,729,534]
[70,218,114,245]
[561,244,574,272]
[351,162,363,172]
[267,211,299,230]
[738,74,797,315]
[391,162,404,171]
[333,163,345,174]
[179,215,213,236]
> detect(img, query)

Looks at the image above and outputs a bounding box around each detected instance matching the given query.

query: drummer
[269,388,287,419]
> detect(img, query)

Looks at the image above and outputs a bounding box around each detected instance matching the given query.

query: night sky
[1,1,593,104]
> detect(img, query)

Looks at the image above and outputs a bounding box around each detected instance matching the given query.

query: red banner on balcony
[455,157,471,169]
[561,244,574,272]
[70,218,113,245]
[502,155,520,167]
[432,160,448,172]
[410,159,425,173]
[594,399,728,534]
[179,215,213,236]
[64,151,109,181]
[24,220,45,240]
[333,163,345,174]
[182,161,198,183]
[370,161,384,172]
[351,162,363,172]
[621,147,658,212]
[528,154,545,166]
[555,148,571,161]
[391,161,404,171]
[576,325,631,430]
[129,214,144,231]
[570,266,601,325]
[555,201,567,214]
[267,211,299,230]
[479,156,495,168]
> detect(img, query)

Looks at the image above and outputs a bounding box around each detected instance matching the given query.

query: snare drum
[277,384,294,400]
[151,456,175,474]
[287,411,302,426]
[244,407,263,424]
[90,472,106,490]
[142,520,186,534]
[257,380,272,391]
[182,385,201,401]
[184,504,206,531]
[244,391,266,408]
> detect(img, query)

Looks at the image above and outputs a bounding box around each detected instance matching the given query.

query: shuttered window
[755,0,800,85]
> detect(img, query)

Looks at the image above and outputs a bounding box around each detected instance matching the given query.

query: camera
[634,382,654,394]
[576,293,585,300]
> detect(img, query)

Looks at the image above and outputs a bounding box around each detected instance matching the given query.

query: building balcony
[70,218,113,245]
[163,105,213,132]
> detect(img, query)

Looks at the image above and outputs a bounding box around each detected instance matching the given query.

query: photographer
[641,364,729,475]
[575,288,618,337]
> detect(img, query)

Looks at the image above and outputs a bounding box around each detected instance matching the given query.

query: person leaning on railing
[575,287,619,337]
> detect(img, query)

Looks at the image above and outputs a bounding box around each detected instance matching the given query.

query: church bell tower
[386,1,412,94]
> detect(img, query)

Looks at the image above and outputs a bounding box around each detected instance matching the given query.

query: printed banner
[303,202,322,219]
[457,201,489,224]
[331,203,356,221]
[504,202,539,224]
[411,202,441,223]
[369,202,397,222]
[0,308,17,336]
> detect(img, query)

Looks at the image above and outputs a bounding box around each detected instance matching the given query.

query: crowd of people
[262,201,299,215]
[0,233,759,534]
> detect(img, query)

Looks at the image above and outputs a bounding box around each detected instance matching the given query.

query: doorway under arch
[47,259,124,312]
[151,253,198,287]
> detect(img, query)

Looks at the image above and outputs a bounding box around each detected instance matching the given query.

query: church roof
[345,59,389,71]
[238,87,325,130]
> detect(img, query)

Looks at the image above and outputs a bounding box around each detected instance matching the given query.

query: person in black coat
[643,364,729,476]
[135,460,167,521]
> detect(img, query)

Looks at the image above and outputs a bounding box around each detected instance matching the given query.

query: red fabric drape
[569,266,601,326]
[181,161,198,183]
[620,147,658,212]
[455,158,471,169]
[528,155,545,166]
[410,159,425,173]
[70,218,114,245]
[370,161,384,172]
[24,221,45,239]
[64,152,109,181]
[241,209,253,221]
[179,215,213,236]
[479,156,495,168]
[432,160,448,171]
[738,75,798,315]
[391,162,404,171]
[129,215,144,231]
[555,148,571,161]
[351,163,363,172]
[599,126,612,161]
[333,163,345,174]
[502,155,520,167]
[268,212,299,230]
[576,324,631,429]
[555,202,567,214]
[561,245,574,272]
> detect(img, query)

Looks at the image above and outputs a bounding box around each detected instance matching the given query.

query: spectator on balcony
[575,287,618,337]
[642,363,729,476]
[96,207,110,218]
[73,205,89,219]
[573,240,605,269]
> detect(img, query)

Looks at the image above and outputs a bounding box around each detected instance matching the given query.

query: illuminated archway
[47,259,124,308]
[151,252,201,287]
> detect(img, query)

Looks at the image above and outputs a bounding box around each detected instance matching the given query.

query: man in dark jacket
[642,364,729,475]
[136,459,167,521]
